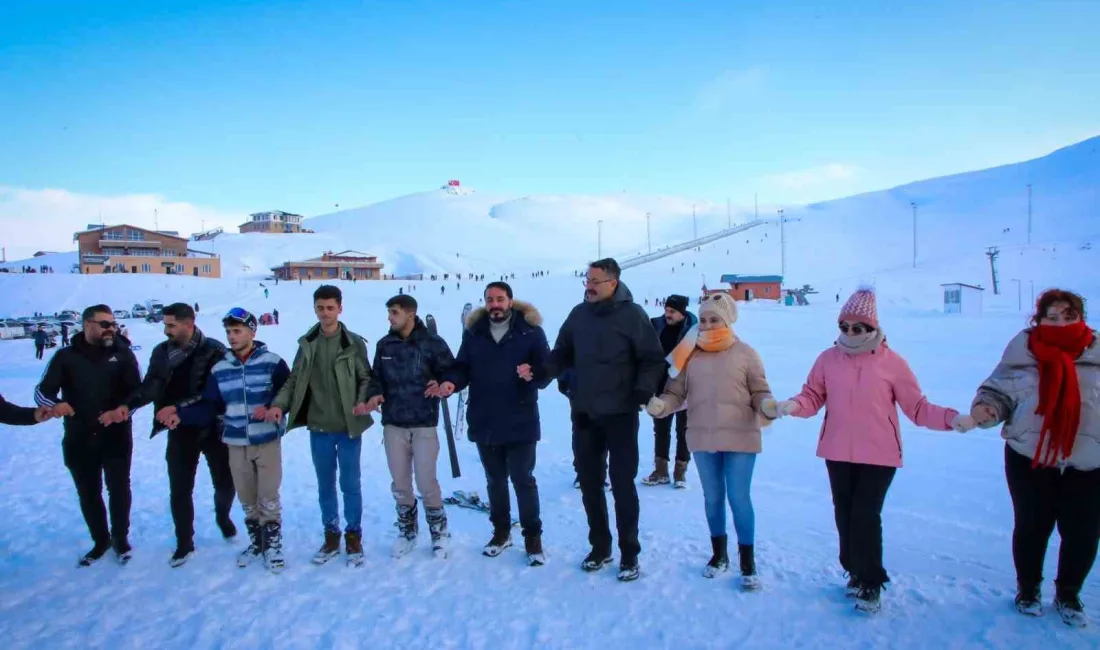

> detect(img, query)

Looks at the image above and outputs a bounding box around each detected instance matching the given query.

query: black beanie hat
[665,294,689,316]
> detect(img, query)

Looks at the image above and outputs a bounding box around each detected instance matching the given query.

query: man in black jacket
[641,295,697,488]
[542,258,665,581]
[36,305,142,567]
[364,294,456,559]
[102,302,236,567]
[0,393,51,425]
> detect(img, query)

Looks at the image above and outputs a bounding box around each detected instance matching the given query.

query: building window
[141,263,151,273]
[202,264,212,274]
[176,264,185,274]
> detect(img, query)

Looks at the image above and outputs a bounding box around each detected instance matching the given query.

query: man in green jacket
[268,285,373,566]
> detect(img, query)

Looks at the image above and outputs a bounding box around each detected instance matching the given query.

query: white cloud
[692,67,767,116]
[750,163,865,204]
[0,186,244,261]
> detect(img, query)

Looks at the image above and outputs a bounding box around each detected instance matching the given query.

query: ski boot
[392,502,419,558]
[426,506,450,559]
[238,519,263,568]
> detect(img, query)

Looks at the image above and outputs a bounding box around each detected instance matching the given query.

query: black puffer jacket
[368,318,456,428]
[124,328,227,437]
[35,332,142,441]
[545,282,666,417]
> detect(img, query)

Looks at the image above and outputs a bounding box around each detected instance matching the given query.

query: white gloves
[646,397,669,418]
[951,413,977,433]
[762,399,799,419]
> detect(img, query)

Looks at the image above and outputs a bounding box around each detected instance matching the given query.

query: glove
[761,398,779,419]
[645,397,669,418]
[776,400,799,417]
[951,413,977,433]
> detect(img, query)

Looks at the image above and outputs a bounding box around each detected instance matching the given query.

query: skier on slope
[363,295,456,559]
[439,282,553,565]
[641,295,697,489]
[766,287,971,614]
[647,293,774,590]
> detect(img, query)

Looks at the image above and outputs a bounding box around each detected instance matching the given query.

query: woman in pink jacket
[767,287,968,614]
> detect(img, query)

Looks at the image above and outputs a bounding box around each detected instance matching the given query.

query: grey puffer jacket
[972,329,1100,470]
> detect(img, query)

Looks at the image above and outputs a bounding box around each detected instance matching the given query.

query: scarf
[698,327,736,353]
[835,328,885,356]
[1027,321,1095,468]
[167,328,204,372]
[665,325,736,378]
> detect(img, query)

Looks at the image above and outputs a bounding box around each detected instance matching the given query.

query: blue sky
[1,0,1098,227]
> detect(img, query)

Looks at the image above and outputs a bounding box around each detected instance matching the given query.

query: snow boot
[581,549,613,572]
[78,540,111,567]
[170,543,195,568]
[525,534,546,567]
[1055,585,1088,628]
[739,544,760,591]
[673,461,689,490]
[855,583,882,614]
[392,502,419,558]
[702,535,730,578]
[641,458,670,486]
[483,529,512,558]
[313,529,342,565]
[262,521,285,573]
[216,515,238,541]
[845,574,861,599]
[426,506,450,559]
[1014,582,1043,617]
[112,535,133,565]
[238,519,263,568]
[617,556,641,582]
[345,530,364,567]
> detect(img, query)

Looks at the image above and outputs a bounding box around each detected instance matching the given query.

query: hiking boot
[525,534,546,567]
[345,530,364,567]
[112,536,133,565]
[170,544,195,568]
[855,583,882,614]
[739,544,760,591]
[238,519,263,568]
[845,574,861,598]
[641,458,670,486]
[483,529,513,558]
[702,535,730,578]
[216,515,238,540]
[313,529,342,565]
[618,556,641,582]
[1014,583,1042,617]
[1055,594,1088,628]
[582,549,613,572]
[78,540,112,567]
[673,460,689,489]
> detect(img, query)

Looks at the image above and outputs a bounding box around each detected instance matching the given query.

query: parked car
[0,319,26,340]
[131,304,149,319]
[59,310,80,321]
[113,309,131,320]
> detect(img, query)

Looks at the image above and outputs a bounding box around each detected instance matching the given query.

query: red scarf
[1027,321,1095,468]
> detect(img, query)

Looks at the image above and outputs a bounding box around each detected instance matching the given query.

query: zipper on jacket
[891,418,902,459]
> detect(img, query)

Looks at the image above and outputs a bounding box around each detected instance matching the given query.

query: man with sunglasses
[540,258,665,581]
[35,305,142,567]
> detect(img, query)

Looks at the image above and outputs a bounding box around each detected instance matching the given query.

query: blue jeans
[693,451,756,544]
[310,431,363,533]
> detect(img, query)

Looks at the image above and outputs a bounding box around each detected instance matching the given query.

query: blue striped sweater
[179,342,291,446]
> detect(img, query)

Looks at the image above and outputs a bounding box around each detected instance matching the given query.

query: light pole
[778,209,786,277]
[910,201,917,268]
[645,212,652,253]
[1027,183,1032,244]
[597,220,603,258]
[1012,279,1022,311]
[692,204,698,240]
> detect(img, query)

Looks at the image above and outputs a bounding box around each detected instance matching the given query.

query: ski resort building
[239,210,308,234]
[718,274,784,301]
[74,224,221,277]
[942,282,984,315]
[271,250,385,281]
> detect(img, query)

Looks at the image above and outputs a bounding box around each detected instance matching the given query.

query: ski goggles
[223,307,258,332]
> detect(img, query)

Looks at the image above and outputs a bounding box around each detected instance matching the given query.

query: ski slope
[1,138,1099,648]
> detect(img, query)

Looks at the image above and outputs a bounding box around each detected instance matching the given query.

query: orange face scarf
[697,327,736,352]
[1027,321,1095,468]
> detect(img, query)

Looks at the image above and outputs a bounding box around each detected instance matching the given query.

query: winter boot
[855,583,882,614]
[426,507,450,559]
[216,515,238,541]
[238,519,263,568]
[703,535,730,578]
[483,529,512,558]
[581,549,613,572]
[739,544,760,591]
[170,542,195,568]
[1014,582,1042,617]
[1055,585,1088,628]
[262,521,285,573]
[78,540,112,567]
[392,502,419,559]
[313,529,342,565]
[641,458,670,486]
[112,535,133,565]
[845,574,861,598]
[525,534,546,567]
[617,556,641,582]
[345,530,364,567]
[673,460,689,490]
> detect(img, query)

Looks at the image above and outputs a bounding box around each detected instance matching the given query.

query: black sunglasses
[838,322,874,335]
[90,320,117,330]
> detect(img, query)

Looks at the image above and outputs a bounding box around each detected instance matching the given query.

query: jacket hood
[612,281,634,303]
[464,300,543,330]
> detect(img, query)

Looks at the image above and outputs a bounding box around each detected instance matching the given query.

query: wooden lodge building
[239,210,308,234]
[707,274,784,301]
[271,250,384,281]
[74,224,221,277]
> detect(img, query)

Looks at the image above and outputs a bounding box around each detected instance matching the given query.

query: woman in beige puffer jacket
[646,292,775,590]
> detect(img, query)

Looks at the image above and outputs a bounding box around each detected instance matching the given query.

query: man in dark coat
[541,258,665,581]
[102,303,236,567]
[36,305,142,566]
[364,294,457,558]
[33,324,48,359]
[0,393,51,425]
[441,282,552,564]
[641,294,697,488]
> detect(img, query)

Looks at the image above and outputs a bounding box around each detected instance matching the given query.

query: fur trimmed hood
[465,300,542,330]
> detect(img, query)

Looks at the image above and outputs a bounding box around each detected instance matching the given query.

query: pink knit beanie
[839,285,879,329]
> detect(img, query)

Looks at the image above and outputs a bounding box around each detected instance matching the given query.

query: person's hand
[352,402,370,416]
[263,406,283,423]
[34,406,52,422]
[775,400,800,417]
[517,364,533,382]
[98,406,129,426]
[51,402,75,418]
[163,413,181,430]
[424,380,441,398]
[951,413,977,433]
[438,381,456,397]
[645,397,669,418]
[365,396,385,412]
[155,405,177,425]
[971,403,997,426]
[761,398,779,419]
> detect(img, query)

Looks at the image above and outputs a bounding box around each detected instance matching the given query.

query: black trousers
[653,409,689,463]
[167,429,236,546]
[826,460,896,588]
[35,344,44,360]
[1005,444,1100,597]
[63,433,133,545]
[573,411,641,560]
[476,442,542,537]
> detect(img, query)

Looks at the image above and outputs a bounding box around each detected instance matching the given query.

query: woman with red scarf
[971,289,1100,628]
